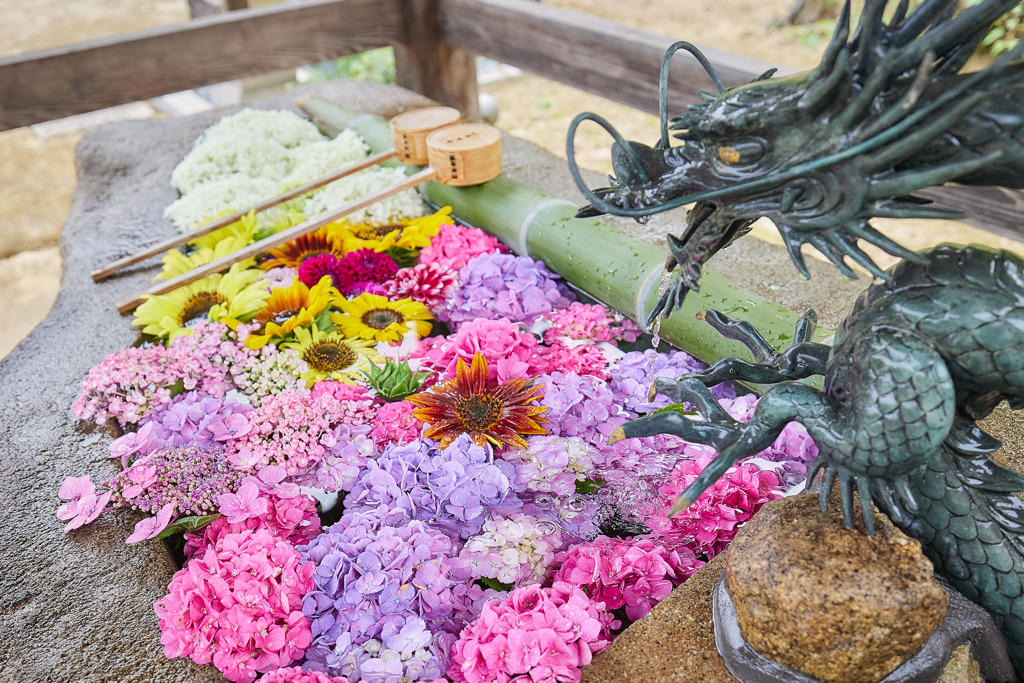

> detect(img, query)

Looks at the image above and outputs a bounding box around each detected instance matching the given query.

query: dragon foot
[808,456,922,535]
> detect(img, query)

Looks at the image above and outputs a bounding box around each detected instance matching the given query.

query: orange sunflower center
[455,395,504,432]
[304,341,356,372]
[297,249,331,264]
[353,223,402,239]
[362,308,405,330]
[179,292,227,327]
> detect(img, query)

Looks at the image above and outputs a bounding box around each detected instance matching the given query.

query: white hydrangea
[164,176,278,232]
[459,513,563,586]
[301,165,428,224]
[278,129,369,187]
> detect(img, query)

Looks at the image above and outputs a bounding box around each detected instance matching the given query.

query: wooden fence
[0,0,1019,238]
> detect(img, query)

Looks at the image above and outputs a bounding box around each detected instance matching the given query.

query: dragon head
[569,0,1024,324]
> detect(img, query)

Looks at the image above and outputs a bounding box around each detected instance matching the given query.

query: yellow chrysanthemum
[338,206,451,254]
[156,235,256,281]
[259,222,348,271]
[245,276,336,349]
[188,210,260,252]
[282,325,380,386]
[133,263,269,339]
[330,293,433,344]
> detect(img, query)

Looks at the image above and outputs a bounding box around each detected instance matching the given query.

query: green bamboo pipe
[299,96,833,366]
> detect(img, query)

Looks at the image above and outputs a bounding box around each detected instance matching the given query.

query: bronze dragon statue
[568,0,1024,324]
[612,244,1024,674]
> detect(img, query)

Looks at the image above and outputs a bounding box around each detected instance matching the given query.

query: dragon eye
[716,138,767,165]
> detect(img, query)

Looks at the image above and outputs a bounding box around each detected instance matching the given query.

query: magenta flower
[122,463,158,500]
[125,503,175,544]
[217,480,270,523]
[56,475,112,532]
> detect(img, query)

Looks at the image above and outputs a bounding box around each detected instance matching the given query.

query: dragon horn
[852,0,890,76]
[804,0,851,88]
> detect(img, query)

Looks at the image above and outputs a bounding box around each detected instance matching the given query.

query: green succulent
[363,357,434,402]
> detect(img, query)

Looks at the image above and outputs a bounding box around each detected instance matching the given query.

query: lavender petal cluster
[344,434,521,539]
[298,423,377,492]
[299,512,458,681]
[608,349,737,414]
[141,391,253,450]
[519,490,605,548]
[501,435,597,497]
[534,371,631,447]
[442,253,575,327]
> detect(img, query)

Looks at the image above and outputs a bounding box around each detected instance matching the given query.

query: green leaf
[166,378,187,399]
[385,246,420,268]
[575,477,606,494]
[155,514,222,539]
[647,402,698,417]
[479,577,514,592]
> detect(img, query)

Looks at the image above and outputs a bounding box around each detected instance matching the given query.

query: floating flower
[260,223,348,271]
[56,475,112,532]
[608,349,735,414]
[125,503,176,544]
[247,276,336,349]
[408,353,549,450]
[337,206,451,253]
[447,581,617,683]
[296,254,350,292]
[417,221,507,272]
[217,480,269,523]
[331,293,433,345]
[133,263,269,339]
[228,346,309,403]
[500,435,598,497]
[184,488,321,558]
[384,263,458,312]
[281,326,379,386]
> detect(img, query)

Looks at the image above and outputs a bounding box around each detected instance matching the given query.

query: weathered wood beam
[437,0,787,117]
[394,0,481,118]
[0,0,403,131]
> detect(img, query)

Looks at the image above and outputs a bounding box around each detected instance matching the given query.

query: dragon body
[616,244,1024,674]
[569,0,1024,323]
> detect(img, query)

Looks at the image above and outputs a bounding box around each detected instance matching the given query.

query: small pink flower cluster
[155,528,315,683]
[542,303,641,345]
[369,400,422,446]
[72,344,231,427]
[56,475,112,532]
[385,262,459,312]
[310,382,377,424]
[227,391,353,476]
[183,485,322,559]
[648,451,783,558]
[169,320,257,372]
[259,667,358,683]
[552,535,704,621]
[447,581,617,683]
[534,342,610,380]
[416,317,540,383]
[417,222,507,272]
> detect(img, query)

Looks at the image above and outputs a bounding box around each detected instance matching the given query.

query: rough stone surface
[935,646,983,683]
[0,81,434,683]
[726,495,948,683]
[580,553,739,683]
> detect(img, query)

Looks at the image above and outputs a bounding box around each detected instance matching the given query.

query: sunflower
[187,210,259,252]
[156,234,255,281]
[259,222,347,270]
[133,263,269,340]
[331,293,433,344]
[338,206,452,253]
[244,276,336,349]
[282,326,380,386]
[407,353,549,449]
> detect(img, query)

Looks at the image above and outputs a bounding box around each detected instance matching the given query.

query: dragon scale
[618,245,1024,673]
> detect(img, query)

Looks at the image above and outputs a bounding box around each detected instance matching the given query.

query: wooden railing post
[394,0,480,119]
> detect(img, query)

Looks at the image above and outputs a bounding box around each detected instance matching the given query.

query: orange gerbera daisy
[407,353,549,450]
[245,276,335,349]
[259,223,347,270]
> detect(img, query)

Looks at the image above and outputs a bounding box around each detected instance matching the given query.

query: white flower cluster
[302,165,428,225]
[229,347,309,403]
[164,109,381,232]
[459,513,563,586]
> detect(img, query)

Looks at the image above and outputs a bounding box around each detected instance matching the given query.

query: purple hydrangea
[297,422,377,492]
[299,512,458,680]
[501,435,598,497]
[519,490,605,548]
[608,349,738,414]
[140,390,253,451]
[344,434,521,538]
[535,371,630,447]
[442,253,575,327]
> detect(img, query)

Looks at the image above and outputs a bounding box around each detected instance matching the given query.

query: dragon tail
[876,441,1024,675]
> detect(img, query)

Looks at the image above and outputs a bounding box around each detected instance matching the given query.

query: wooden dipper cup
[92,106,461,283]
[115,122,504,314]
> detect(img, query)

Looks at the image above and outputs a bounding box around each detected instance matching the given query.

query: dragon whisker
[659,41,726,148]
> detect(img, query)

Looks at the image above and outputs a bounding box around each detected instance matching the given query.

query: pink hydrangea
[259,667,358,683]
[184,487,322,559]
[369,400,421,446]
[542,303,641,345]
[155,528,315,683]
[310,382,376,424]
[384,262,459,312]
[417,318,541,383]
[533,341,610,380]
[648,451,783,558]
[417,222,507,272]
[552,536,704,621]
[56,475,112,532]
[447,581,617,683]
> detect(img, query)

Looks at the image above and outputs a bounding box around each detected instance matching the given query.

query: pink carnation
[418,222,507,272]
[369,400,422,446]
[384,262,458,312]
[448,582,617,683]
[542,302,641,345]
[417,318,541,383]
[534,341,610,380]
[553,536,704,621]
[648,451,783,558]
[155,528,315,682]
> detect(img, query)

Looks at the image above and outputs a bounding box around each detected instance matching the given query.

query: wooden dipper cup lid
[390,107,461,164]
[426,124,502,187]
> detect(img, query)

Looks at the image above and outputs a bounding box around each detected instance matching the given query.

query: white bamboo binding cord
[116,121,503,314]
[93,106,461,283]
